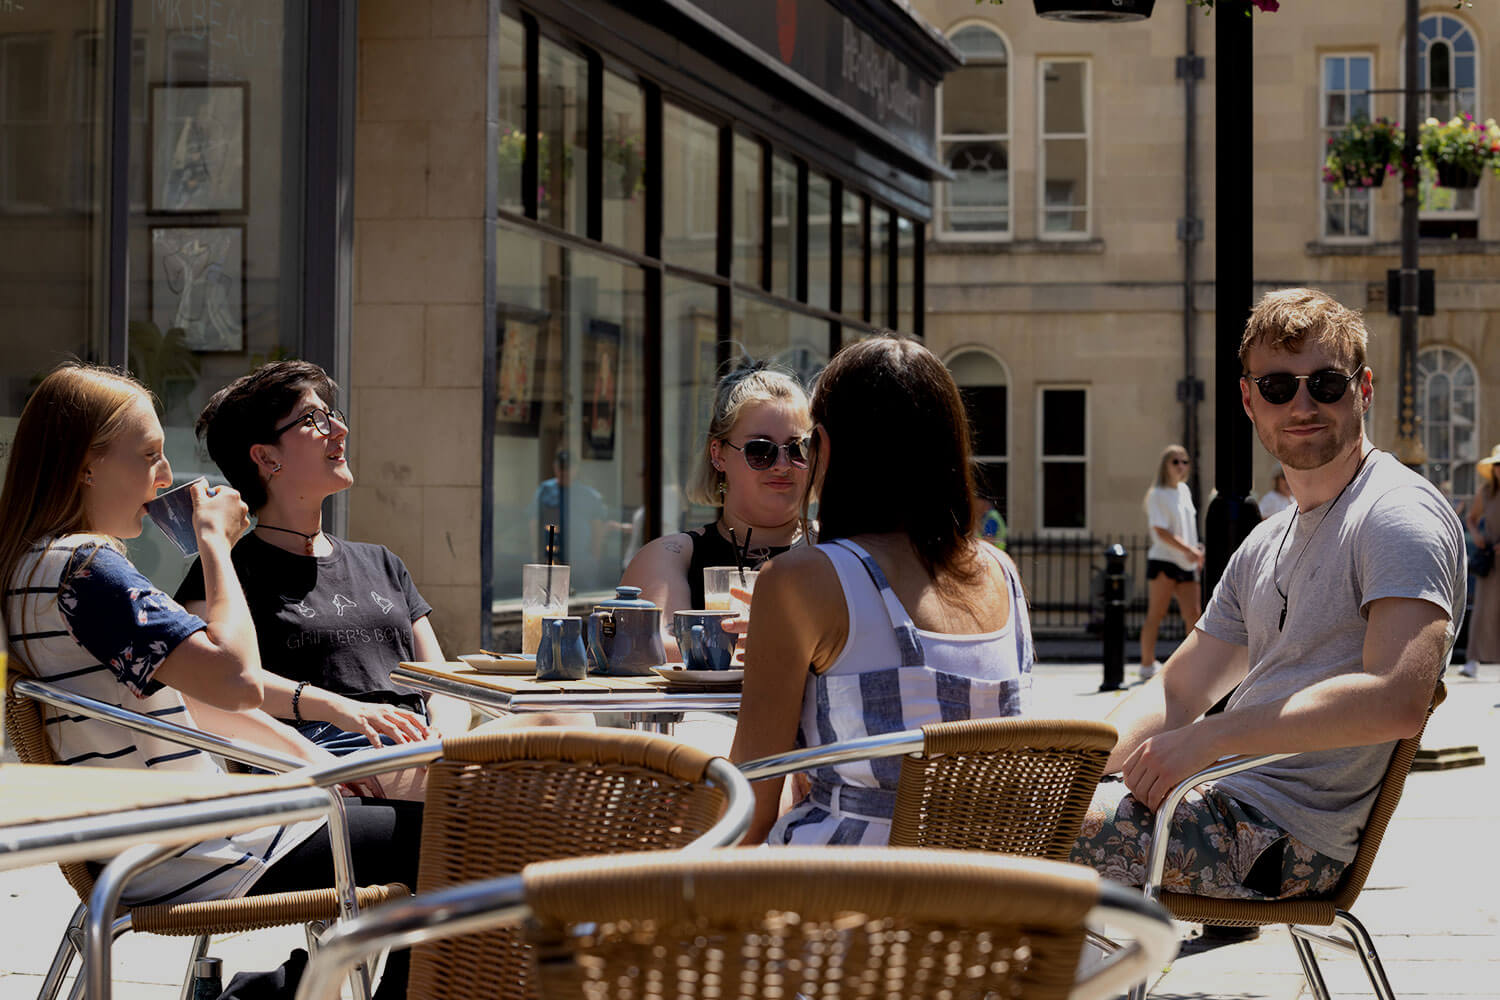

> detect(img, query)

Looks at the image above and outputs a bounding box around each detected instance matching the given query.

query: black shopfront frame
[480,0,958,644]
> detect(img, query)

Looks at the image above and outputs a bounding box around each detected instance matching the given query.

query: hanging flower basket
[1434,161,1481,189]
[1419,115,1499,190]
[1033,0,1155,21]
[1322,117,1402,192]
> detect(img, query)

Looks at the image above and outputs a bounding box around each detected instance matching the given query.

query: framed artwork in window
[150,225,244,352]
[582,318,621,460]
[495,309,547,437]
[149,82,247,213]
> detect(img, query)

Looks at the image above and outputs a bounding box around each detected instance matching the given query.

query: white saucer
[459,652,535,674]
[652,667,743,686]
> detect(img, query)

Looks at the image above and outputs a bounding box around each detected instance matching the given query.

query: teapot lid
[594,585,657,610]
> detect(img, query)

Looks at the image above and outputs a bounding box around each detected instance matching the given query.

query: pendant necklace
[1271,449,1374,631]
[257,523,321,556]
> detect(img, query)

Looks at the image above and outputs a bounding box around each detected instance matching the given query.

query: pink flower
[1253,0,1279,10]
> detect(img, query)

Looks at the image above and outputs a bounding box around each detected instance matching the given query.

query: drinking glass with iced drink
[521,563,569,655]
[703,566,758,618]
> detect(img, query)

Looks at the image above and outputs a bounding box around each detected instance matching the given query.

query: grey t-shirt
[1198,450,1465,862]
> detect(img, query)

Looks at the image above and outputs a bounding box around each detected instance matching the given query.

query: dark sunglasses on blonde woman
[723,436,812,471]
[1248,369,1362,406]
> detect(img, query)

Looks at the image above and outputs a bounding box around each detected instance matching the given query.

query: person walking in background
[1258,466,1294,519]
[1461,446,1500,678]
[1139,444,1203,681]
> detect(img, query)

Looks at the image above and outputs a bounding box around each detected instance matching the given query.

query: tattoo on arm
[663,541,684,554]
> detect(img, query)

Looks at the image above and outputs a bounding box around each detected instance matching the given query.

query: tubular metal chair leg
[177,934,213,1000]
[35,904,87,1000]
[1334,910,1398,1000]
[1290,931,1333,1000]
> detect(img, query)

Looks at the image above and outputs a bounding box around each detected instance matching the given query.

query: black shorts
[1146,559,1197,583]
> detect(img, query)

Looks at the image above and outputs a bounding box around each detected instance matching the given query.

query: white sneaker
[1459,661,1478,678]
[1139,661,1160,681]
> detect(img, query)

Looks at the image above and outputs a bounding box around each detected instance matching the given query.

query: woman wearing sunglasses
[174,361,472,790]
[620,361,813,655]
[1140,444,1204,681]
[728,336,1034,845]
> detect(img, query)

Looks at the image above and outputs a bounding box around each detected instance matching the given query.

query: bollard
[1100,543,1127,691]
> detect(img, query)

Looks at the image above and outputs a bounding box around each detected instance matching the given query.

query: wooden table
[392,661,742,732]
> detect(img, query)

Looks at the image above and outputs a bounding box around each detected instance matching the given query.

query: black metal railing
[1006,534,1189,641]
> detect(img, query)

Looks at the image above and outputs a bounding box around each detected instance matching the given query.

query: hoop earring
[271,463,282,475]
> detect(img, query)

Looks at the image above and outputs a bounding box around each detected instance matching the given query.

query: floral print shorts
[1069,780,1347,900]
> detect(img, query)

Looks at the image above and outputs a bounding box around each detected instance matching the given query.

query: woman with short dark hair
[728,336,1034,845]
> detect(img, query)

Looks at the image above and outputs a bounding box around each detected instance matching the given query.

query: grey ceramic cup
[534,616,588,681]
[672,610,739,671]
[144,477,208,557]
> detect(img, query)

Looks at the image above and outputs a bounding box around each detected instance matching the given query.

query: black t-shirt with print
[175,533,430,717]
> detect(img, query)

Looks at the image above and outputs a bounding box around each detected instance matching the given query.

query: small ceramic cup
[672,609,740,672]
[534,616,588,681]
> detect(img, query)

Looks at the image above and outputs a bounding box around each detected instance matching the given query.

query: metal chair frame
[293,848,1178,1000]
[9,677,434,1000]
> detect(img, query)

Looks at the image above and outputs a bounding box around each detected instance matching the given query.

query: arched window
[938,24,1010,239]
[1414,14,1480,234]
[1416,346,1480,498]
[947,348,1010,521]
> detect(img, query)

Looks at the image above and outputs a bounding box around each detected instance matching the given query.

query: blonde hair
[685,362,811,507]
[0,364,150,676]
[1239,287,1368,374]
[1143,444,1189,514]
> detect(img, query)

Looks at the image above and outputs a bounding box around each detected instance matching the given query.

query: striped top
[4,536,321,906]
[768,539,1033,846]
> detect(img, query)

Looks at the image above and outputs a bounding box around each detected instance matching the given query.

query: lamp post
[1393,0,1428,468]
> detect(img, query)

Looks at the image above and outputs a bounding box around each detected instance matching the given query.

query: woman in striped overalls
[729,336,1034,845]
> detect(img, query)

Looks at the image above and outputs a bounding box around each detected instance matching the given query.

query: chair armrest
[15,678,307,773]
[1141,751,1295,899]
[1076,882,1179,1000]
[736,728,924,782]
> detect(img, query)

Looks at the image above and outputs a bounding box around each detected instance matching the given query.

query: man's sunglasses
[1247,368,1363,406]
[272,407,346,439]
[723,436,811,471]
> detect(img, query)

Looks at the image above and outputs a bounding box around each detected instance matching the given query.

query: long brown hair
[0,364,149,673]
[809,336,978,581]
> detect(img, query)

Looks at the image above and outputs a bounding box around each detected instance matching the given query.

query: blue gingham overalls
[768,539,1034,846]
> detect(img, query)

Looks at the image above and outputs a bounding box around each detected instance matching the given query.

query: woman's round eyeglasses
[723,436,812,471]
[272,407,346,439]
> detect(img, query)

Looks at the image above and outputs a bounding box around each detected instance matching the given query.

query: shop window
[948,349,1009,523]
[601,69,644,251]
[1414,15,1480,237]
[770,152,798,299]
[870,203,891,327]
[1416,346,1479,499]
[492,227,646,605]
[661,276,721,535]
[662,103,718,275]
[939,23,1010,239]
[0,35,52,213]
[732,294,828,389]
[1039,59,1089,238]
[1039,386,1087,531]
[537,37,588,235]
[732,133,763,284]
[807,171,832,312]
[496,11,525,215]
[1320,53,1375,241]
[895,215,916,335]
[841,188,865,323]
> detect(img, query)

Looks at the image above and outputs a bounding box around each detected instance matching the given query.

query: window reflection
[662,277,720,533]
[601,70,644,250]
[663,103,718,274]
[870,204,890,327]
[538,36,587,234]
[492,227,645,605]
[497,12,525,215]
[896,216,914,335]
[842,189,865,322]
[770,153,797,299]
[807,172,832,311]
[733,133,762,284]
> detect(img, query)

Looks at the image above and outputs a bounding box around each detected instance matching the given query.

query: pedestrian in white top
[1140,444,1203,680]
[1258,466,1294,519]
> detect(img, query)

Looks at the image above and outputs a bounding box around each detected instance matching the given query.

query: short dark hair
[810,335,978,580]
[196,360,337,511]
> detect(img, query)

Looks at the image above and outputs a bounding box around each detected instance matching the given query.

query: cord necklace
[257,523,322,556]
[1272,448,1374,632]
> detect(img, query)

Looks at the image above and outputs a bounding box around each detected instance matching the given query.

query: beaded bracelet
[292,681,309,723]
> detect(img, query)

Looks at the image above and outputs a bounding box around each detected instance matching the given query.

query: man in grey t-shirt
[1072,288,1465,900]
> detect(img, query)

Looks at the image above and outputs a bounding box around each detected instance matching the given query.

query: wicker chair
[1130,682,1448,1000]
[740,716,1117,858]
[403,727,751,1000]
[4,677,410,1000]
[294,848,1179,1000]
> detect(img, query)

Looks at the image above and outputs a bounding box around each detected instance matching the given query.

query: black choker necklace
[1271,449,1374,631]
[258,523,321,556]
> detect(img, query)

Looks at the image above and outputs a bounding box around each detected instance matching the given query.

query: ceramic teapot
[586,586,667,676]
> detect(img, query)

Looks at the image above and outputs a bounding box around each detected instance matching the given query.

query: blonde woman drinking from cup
[620,360,812,656]
[1139,444,1204,681]
[728,336,1034,845]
